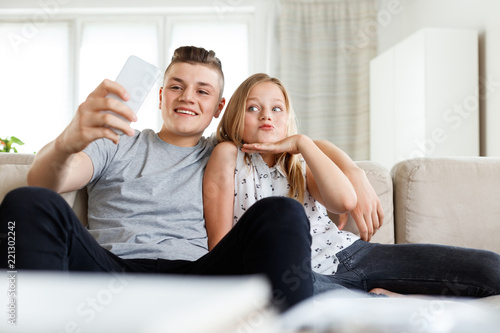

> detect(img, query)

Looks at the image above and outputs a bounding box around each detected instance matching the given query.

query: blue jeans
[313,239,500,297]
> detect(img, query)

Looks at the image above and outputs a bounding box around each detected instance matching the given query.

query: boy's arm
[313,139,385,242]
[27,79,137,193]
[203,142,238,251]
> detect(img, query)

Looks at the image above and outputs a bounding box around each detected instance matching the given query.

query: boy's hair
[217,73,305,203]
[164,46,225,99]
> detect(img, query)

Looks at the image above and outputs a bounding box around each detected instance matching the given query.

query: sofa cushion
[392,157,500,254]
[330,161,395,244]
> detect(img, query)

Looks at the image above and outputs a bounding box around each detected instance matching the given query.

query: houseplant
[0,136,24,153]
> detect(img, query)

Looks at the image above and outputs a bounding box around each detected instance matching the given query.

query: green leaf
[9,136,24,145]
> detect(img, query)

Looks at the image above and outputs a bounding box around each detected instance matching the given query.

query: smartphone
[105,55,162,134]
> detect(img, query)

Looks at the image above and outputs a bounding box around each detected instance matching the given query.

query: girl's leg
[329,240,500,297]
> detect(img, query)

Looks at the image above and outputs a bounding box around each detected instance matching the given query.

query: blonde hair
[164,46,225,99]
[217,73,305,203]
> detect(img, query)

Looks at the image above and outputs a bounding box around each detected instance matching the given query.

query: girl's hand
[241,134,305,155]
[336,167,384,241]
[347,167,384,241]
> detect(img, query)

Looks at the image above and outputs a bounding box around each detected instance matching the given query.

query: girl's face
[242,82,288,144]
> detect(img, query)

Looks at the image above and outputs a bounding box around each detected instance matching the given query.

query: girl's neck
[261,153,277,167]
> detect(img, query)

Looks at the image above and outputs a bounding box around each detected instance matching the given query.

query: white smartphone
[105,55,162,134]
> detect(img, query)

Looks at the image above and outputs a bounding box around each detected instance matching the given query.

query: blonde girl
[204,73,358,274]
[203,73,500,298]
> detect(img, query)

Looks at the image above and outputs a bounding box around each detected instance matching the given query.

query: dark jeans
[0,187,313,311]
[313,239,500,297]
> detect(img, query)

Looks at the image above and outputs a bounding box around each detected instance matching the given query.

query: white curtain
[278,0,377,160]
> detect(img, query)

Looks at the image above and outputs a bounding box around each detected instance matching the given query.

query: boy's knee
[3,187,62,207]
[252,197,310,229]
[4,186,54,201]
[1,187,69,228]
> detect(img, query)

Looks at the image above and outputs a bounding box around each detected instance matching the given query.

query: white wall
[376,0,500,156]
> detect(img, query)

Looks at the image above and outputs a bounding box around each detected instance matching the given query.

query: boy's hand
[57,79,137,155]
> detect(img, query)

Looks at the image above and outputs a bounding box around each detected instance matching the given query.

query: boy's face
[158,62,225,146]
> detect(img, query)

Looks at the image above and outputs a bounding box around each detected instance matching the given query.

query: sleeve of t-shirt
[82,138,119,183]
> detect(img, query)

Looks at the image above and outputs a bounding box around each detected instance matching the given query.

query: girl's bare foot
[369,288,407,298]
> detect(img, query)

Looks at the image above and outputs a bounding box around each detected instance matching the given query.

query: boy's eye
[247,106,259,112]
[272,107,283,112]
[170,85,181,90]
[198,90,209,95]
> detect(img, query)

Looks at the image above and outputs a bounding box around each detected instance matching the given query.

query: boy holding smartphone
[0,46,313,310]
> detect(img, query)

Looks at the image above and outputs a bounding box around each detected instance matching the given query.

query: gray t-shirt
[83,129,216,261]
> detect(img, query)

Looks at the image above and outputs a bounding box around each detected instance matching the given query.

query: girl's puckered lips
[259,124,274,130]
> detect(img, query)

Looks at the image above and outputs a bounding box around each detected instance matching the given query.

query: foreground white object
[0,272,274,333]
[277,290,500,333]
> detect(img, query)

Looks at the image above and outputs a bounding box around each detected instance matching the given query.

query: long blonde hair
[217,73,305,203]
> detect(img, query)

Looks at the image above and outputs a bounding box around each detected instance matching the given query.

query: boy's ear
[158,87,163,109]
[214,97,226,118]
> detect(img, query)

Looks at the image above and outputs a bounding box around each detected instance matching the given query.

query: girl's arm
[203,141,238,251]
[242,135,357,214]
[313,140,384,241]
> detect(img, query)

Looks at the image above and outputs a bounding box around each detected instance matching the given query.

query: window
[0,1,274,153]
[78,20,161,133]
[0,22,71,153]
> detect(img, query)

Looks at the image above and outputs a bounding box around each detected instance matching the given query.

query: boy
[0,46,313,310]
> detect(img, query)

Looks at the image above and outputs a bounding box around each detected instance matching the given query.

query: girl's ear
[214,97,226,118]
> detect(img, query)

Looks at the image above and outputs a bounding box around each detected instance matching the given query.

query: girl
[203,73,500,297]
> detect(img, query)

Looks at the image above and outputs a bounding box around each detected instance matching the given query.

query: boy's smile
[158,62,225,147]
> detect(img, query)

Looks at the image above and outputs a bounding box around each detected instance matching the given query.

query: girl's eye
[248,106,259,112]
[272,107,283,112]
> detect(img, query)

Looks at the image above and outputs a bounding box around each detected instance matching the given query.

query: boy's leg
[328,240,500,297]
[171,197,314,311]
[0,187,140,272]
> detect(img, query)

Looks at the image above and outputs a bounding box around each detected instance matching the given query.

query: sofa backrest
[392,157,500,253]
[1,153,395,244]
[0,153,88,226]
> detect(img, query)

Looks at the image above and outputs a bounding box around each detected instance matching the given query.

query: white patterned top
[233,148,359,274]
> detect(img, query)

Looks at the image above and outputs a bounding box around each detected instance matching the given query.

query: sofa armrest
[0,153,88,226]
[392,157,500,253]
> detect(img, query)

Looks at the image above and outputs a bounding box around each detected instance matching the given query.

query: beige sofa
[2,153,500,252]
[2,152,500,330]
